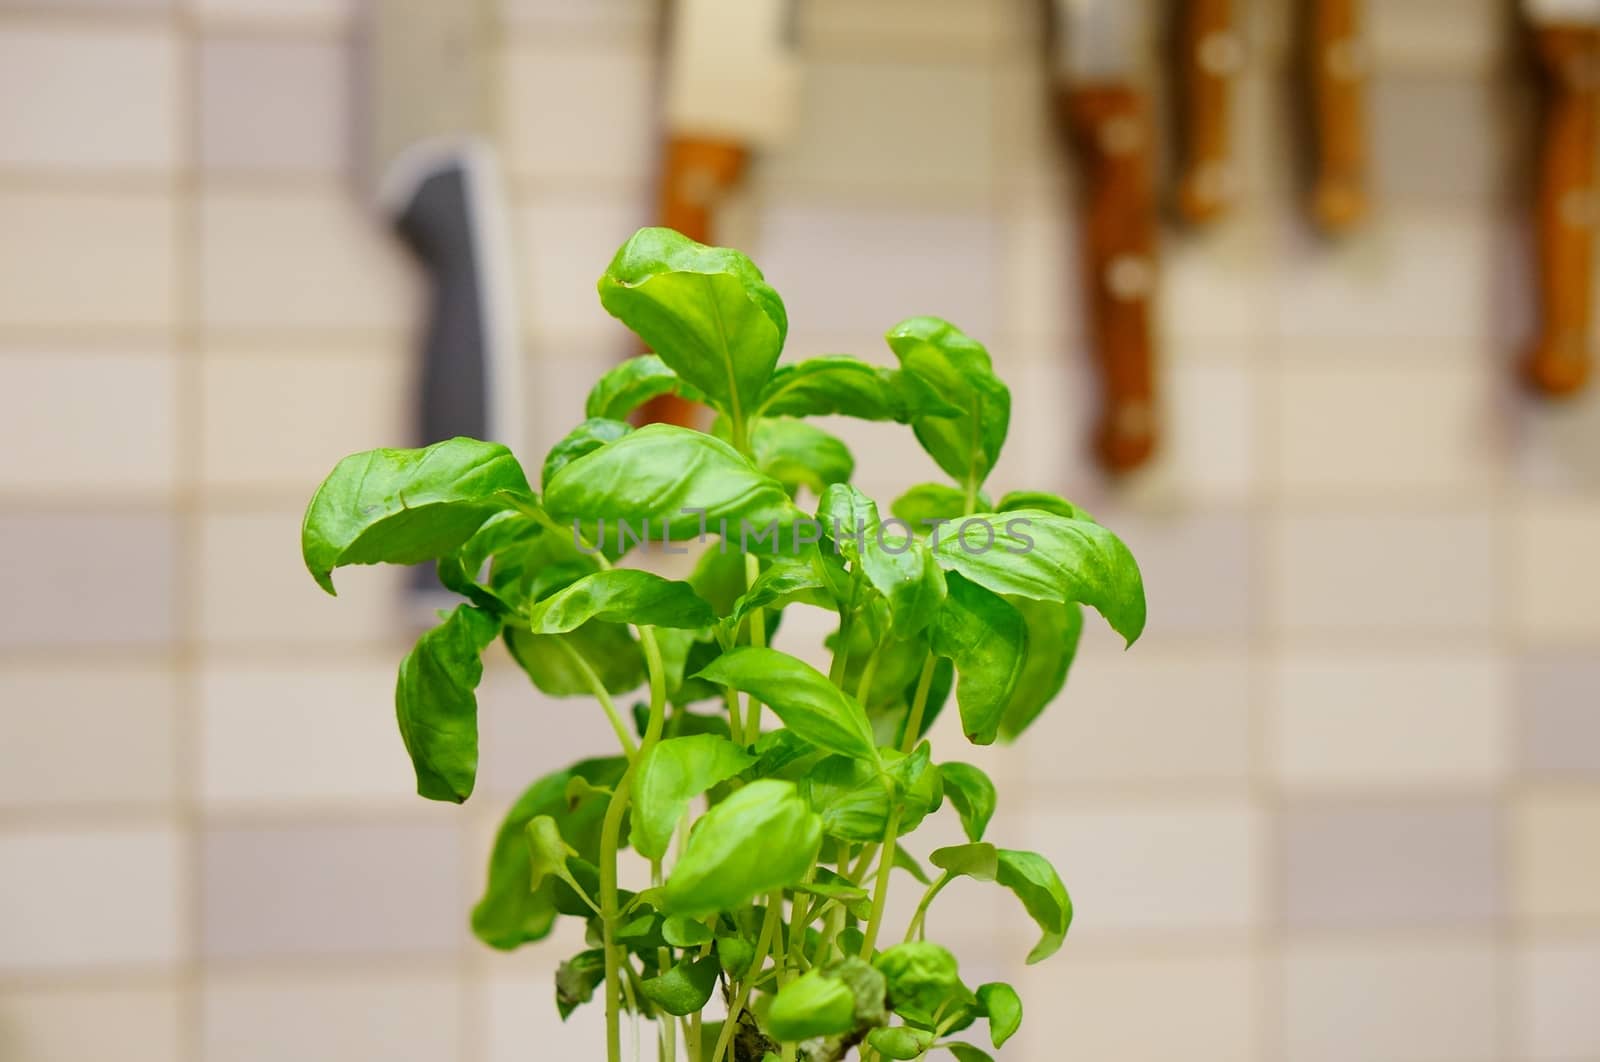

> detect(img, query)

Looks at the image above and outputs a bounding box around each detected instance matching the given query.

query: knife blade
[1524,0,1600,396]
[369,0,522,608]
[637,0,800,429]
[1053,0,1161,473]
[1306,0,1370,232]
[1176,0,1243,223]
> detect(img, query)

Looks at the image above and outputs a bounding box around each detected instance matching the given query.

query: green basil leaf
[663,779,821,916]
[929,509,1146,645]
[930,842,998,882]
[542,417,632,491]
[525,569,716,634]
[726,553,833,632]
[503,622,645,698]
[885,317,1010,491]
[661,915,714,948]
[302,437,532,594]
[755,355,961,422]
[866,1026,936,1059]
[631,734,755,860]
[640,955,720,1016]
[874,941,972,1030]
[996,848,1073,964]
[766,968,858,1042]
[524,815,577,890]
[395,604,501,803]
[695,648,878,762]
[938,763,997,842]
[995,490,1093,522]
[975,982,1022,1048]
[716,934,755,978]
[749,417,855,496]
[544,424,801,553]
[792,879,871,921]
[597,227,786,423]
[800,748,940,842]
[930,574,1025,745]
[472,757,626,950]
[890,483,985,528]
[819,484,947,638]
[997,599,1083,741]
[555,948,608,1020]
[585,354,686,421]
[946,1044,995,1062]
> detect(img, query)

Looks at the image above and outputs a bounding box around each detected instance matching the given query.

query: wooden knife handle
[1177,0,1241,224]
[1308,0,1369,232]
[1061,85,1161,473]
[637,135,750,428]
[1526,26,1600,398]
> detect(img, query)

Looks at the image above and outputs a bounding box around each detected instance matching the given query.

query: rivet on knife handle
[1308,0,1369,232]
[1177,0,1242,223]
[1061,85,1161,473]
[1526,25,1600,397]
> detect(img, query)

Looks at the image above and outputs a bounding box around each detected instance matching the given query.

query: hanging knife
[1054,0,1161,473]
[369,0,522,608]
[1176,0,1244,224]
[1306,0,1370,232]
[637,0,800,428]
[1524,0,1600,397]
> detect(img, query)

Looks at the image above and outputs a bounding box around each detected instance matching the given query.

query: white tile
[1162,220,1274,351]
[1369,0,1507,72]
[1025,802,1262,934]
[1517,936,1600,1060]
[516,199,650,345]
[485,963,659,1062]
[0,191,175,329]
[1272,649,1509,790]
[201,37,349,175]
[1283,938,1501,1062]
[1275,363,1498,496]
[503,43,654,184]
[193,0,351,28]
[1513,789,1600,921]
[501,0,654,37]
[1271,509,1497,634]
[0,663,178,809]
[1167,360,1260,500]
[200,190,415,334]
[0,25,177,171]
[0,352,176,494]
[0,985,183,1062]
[998,189,1083,347]
[1022,645,1253,786]
[0,827,183,971]
[198,350,406,490]
[202,970,463,1062]
[1513,500,1600,642]
[200,662,418,808]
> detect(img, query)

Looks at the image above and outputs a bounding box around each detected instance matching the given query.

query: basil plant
[302,228,1146,1062]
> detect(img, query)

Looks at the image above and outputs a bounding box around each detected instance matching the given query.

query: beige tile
[1281,801,1501,929]
[1272,649,1509,790]
[1095,510,1257,636]
[516,199,649,346]
[998,188,1084,348]
[1162,219,1274,351]
[1014,950,1258,1062]
[200,37,348,174]
[200,661,419,809]
[0,827,183,971]
[196,507,404,647]
[0,191,175,330]
[1521,653,1600,776]
[202,970,463,1062]
[503,43,653,184]
[198,350,406,490]
[1022,645,1253,786]
[0,25,177,171]
[1273,363,1498,496]
[1372,73,1508,209]
[798,0,1002,60]
[192,0,350,28]
[501,0,654,37]
[1025,802,1262,934]
[767,61,992,199]
[1270,510,1497,634]
[988,352,1100,494]
[0,352,176,495]
[0,662,177,810]
[202,819,462,959]
[0,985,182,1062]
[1512,500,1600,642]
[1369,0,1509,72]
[1513,788,1600,921]
[200,190,415,334]
[0,512,176,647]
[1167,360,1260,501]
[1283,938,1501,1062]
[1516,936,1600,1060]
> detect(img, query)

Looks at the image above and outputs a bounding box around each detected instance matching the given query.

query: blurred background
[2,0,1599,1059]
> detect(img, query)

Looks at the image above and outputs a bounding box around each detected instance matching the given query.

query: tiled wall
[2,0,1598,1060]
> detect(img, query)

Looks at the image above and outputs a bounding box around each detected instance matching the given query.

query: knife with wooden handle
[637,0,799,428]
[1176,0,1243,224]
[1525,0,1600,397]
[1055,0,1161,473]
[1307,0,1370,232]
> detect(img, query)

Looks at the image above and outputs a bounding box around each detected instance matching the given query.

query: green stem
[555,638,637,760]
[900,654,938,755]
[743,553,767,738]
[858,806,902,959]
[711,892,784,1062]
[600,627,669,1062]
[853,642,884,705]
[904,871,953,943]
